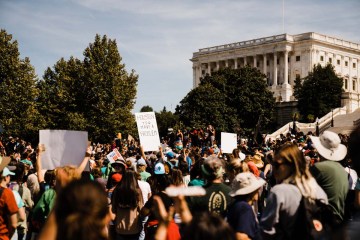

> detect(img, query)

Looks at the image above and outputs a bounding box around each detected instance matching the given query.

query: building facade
[191,32,360,113]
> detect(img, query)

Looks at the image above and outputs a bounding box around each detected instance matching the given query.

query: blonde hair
[275,143,318,199]
[55,165,81,190]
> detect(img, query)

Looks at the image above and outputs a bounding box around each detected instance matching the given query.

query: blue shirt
[227,200,260,240]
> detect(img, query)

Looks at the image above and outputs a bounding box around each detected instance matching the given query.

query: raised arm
[36,144,45,183]
[77,146,92,174]
[159,146,164,160]
[140,145,146,160]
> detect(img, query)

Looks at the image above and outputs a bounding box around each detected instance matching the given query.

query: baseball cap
[154,162,165,175]
[2,167,15,177]
[137,158,146,166]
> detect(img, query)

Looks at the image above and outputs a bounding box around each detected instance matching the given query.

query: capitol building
[191,32,360,114]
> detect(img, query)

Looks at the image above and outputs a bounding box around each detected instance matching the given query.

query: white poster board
[221,132,237,154]
[39,130,88,170]
[135,112,160,152]
[107,148,124,164]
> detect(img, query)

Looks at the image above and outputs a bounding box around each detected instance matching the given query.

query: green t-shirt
[310,161,348,221]
[140,171,151,181]
[188,182,232,217]
[32,188,56,229]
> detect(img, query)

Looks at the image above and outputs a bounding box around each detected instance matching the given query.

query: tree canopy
[176,66,275,135]
[140,105,154,112]
[293,64,343,121]
[155,107,179,138]
[37,34,138,142]
[0,29,44,140]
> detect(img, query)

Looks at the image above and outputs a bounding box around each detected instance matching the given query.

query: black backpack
[292,196,333,240]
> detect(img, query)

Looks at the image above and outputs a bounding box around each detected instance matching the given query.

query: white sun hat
[310,131,347,161]
[229,172,266,197]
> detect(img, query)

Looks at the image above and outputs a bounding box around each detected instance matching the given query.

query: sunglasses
[272,161,290,169]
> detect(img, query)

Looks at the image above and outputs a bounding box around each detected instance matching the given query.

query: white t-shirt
[138,180,151,204]
[344,167,358,190]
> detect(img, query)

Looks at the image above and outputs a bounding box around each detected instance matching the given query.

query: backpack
[292,196,333,240]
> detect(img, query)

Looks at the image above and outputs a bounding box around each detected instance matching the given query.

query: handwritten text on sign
[135,112,160,151]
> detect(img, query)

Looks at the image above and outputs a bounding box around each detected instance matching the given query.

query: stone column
[207,63,211,75]
[358,59,360,93]
[273,53,278,87]
[253,55,257,68]
[244,56,247,66]
[284,50,289,85]
[263,54,267,74]
[349,57,353,92]
[234,58,238,69]
[325,52,328,64]
[225,59,229,68]
[216,61,219,71]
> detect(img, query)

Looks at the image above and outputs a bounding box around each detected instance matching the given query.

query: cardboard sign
[39,130,88,170]
[135,112,160,152]
[106,148,124,163]
[221,132,237,153]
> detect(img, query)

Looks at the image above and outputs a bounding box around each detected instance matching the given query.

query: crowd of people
[0,123,359,240]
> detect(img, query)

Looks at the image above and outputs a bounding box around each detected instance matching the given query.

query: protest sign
[106,148,124,163]
[221,132,237,153]
[135,112,160,152]
[39,130,88,170]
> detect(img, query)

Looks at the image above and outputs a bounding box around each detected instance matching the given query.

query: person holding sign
[35,145,92,240]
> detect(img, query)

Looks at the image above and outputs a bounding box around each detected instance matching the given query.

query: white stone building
[191,32,360,113]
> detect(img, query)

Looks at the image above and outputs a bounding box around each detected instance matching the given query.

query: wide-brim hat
[229,172,265,197]
[310,131,347,161]
[0,156,10,172]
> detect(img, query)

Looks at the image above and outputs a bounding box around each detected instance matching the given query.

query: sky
[1,0,359,113]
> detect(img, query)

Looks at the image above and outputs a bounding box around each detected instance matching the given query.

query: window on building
[277,59,279,65]
[295,74,301,80]
[320,56,324,61]
[266,60,269,66]
[257,62,260,67]
[345,61,348,67]
[202,70,206,75]
[344,79,348,89]
[329,58,332,63]
[353,62,356,68]
[337,59,340,65]
[353,80,356,91]
[296,56,300,62]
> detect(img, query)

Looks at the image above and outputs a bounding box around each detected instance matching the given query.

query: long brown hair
[275,143,317,198]
[112,169,142,208]
[55,180,108,240]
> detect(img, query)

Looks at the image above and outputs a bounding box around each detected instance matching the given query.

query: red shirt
[0,187,19,239]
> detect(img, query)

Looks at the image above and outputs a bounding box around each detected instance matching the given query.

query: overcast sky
[1,0,359,112]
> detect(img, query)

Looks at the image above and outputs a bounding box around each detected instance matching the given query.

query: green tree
[0,29,44,140]
[176,66,275,135]
[294,64,343,121]
[37,34,138,142]
[155,107,179,138]
[140,105,154,112]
